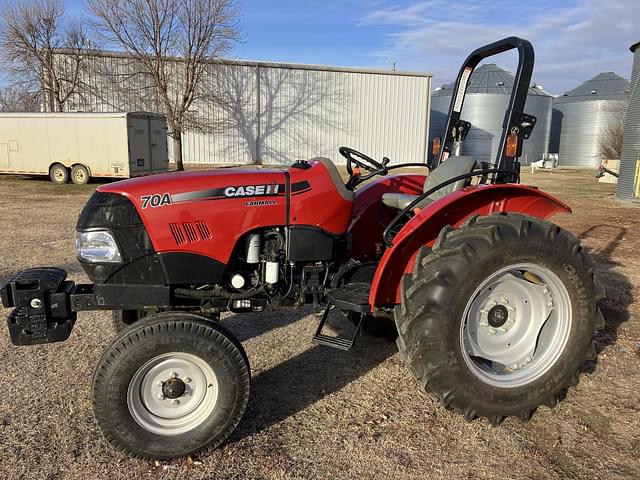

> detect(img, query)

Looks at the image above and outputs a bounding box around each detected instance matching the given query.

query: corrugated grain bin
[429,64,552,165]
[617,42,640,201]
[552,72,629,167]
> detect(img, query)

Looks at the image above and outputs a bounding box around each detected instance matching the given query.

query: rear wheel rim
[460,263,572,388]
[127,352,219,436]
[73,168,86,183]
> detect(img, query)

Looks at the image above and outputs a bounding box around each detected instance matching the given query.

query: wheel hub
[487,304,509,328]
[162,377,186,399]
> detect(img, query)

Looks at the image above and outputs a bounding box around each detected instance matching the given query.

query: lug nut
[184,377,192,384]
[158,394,165,400]
[172,399,180,406]
[171,372,179,378]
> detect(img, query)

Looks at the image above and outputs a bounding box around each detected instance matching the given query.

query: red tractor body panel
[288,161,353,233]
[98,159,354,265]
[349,173,425,261]
[368,184,572,307]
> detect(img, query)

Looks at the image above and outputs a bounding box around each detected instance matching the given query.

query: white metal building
[62,51,432,166]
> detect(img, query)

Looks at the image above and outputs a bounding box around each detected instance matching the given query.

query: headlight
[75,230,123,263]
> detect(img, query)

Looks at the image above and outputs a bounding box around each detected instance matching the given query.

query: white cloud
[360,0,639,94]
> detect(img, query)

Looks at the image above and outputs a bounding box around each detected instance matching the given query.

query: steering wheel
[339,147,389,189]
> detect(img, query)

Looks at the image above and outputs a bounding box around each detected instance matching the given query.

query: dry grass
[0,169,638,480]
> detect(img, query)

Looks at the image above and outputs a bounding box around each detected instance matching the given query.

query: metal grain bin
[552,72,629,167]
[429,64,553,165]
[617,42,640,201]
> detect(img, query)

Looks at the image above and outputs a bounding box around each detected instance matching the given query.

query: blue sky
[67,0,639,95]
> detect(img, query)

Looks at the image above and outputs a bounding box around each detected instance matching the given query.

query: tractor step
[326,282,371,313]
[312,304,366,351]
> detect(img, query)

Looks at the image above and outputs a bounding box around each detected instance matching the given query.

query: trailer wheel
[395,213,605,425]
[71,164,90,185]
[49,163,69,184]
[92,312,250,459]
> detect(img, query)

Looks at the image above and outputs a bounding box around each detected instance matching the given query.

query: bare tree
[0,0,87,112]
[88,0,240,170]
[598,97,629,160]
[598,120,625,160]
[0,85,40,112]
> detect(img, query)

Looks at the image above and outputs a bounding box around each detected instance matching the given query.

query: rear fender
[369,184,571,307]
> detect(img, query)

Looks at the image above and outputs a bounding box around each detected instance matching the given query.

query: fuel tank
[97,159,353,266]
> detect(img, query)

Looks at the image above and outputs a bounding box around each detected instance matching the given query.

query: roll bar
[435,37,537,183]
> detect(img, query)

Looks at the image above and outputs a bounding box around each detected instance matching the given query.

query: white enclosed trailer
[0,112,168,184]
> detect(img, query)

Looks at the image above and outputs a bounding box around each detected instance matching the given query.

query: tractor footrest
[312,334,354,351]
[326,283,371,313]
[312,304,366,351]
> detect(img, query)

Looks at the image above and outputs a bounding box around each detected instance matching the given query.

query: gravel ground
[0,169,638,480]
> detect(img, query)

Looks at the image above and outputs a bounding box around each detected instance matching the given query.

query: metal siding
[429,92,552,165]
[617,46,640,200]
[65,52,431,167]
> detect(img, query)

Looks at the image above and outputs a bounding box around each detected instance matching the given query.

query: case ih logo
[169,180,308,204]
[224,184,280,198]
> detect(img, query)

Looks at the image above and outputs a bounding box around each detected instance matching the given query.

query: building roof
[631,41,640,53]
[55,48,432,79]
[432,64,552,97]
[554,72,630,104]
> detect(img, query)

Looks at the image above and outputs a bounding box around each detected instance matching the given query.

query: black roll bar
[435,37,535,183]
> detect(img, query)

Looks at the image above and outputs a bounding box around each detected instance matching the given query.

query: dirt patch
[0,169,638,480]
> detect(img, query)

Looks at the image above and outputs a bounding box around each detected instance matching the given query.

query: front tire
[92,312,251,459]
[395,213,605,424]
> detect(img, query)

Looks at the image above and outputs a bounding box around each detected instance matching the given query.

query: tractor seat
[382,155,476,210]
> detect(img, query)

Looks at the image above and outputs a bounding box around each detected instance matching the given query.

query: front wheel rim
[460,263,572,388]
[127,352,219,436]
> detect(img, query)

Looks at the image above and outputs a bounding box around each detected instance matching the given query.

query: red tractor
[1,38,603,459]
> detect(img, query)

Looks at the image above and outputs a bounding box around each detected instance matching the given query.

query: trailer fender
[369,184,571,307]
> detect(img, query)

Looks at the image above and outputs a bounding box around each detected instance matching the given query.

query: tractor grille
[169,221,211,245]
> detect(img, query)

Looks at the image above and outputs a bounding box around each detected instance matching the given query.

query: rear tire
[49,163,69,184]
[92,312,251,459]
[70,164,90,185]
[395,213,604,424]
